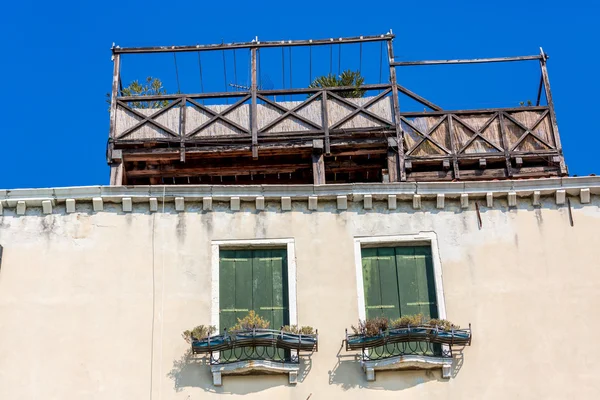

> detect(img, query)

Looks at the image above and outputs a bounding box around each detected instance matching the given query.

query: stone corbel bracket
[362,354,453,381]
[210,360,300,386]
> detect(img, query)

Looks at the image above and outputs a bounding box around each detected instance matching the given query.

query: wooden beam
[447,115,460,180]
[536,75,544,106]
[396,84,442,111]
[498,112,514,177]
[322,91,331,154]
[116,100,181,138]
[392,55,541,66]
[312,153,325,185]
[387,148,398,182]
[109,162,124,185]
[251,48,258,159]
[406,166,559,182]
[539,48,567,175]
[127,163,309,178]
[387,39,404,181]
[180,97,186,162]
[113,34,395,54]
[109,53,121,140]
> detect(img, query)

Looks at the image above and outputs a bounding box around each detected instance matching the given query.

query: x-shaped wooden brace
[186,96,251,137]
[402,115,451,156]
[116,99,181,139]
[328,90,394,130]
[503,110,554,151]
[454,113,504,154]
[257,94,323,132]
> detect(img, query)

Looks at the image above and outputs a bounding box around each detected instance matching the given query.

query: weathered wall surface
[1,193,599,399]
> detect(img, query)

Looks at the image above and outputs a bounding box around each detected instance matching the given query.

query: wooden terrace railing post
[180,97,187,162]
[251,47,259,159]
[498,112,514,177]
[387,38,404,182]
[321,90,330,155]
[447,115,460,180]
[539,48,567,175]
[109,50,123,185]
[312,139,326,185]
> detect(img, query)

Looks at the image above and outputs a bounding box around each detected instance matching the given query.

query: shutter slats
[219,250,237,331]
[220,248,289,332]
[253,249,274,326]
[377,247,401,321]
[361,248,381,320]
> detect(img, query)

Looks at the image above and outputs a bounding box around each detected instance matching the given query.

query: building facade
[1,34,596,399]
[1,179,599,399]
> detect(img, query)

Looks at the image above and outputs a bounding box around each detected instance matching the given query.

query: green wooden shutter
[253,249,274,325]
[220,250,253,331]
[269,249,289,329]
[219,250,237,331]
[395,246,438,319]
[220,249,288,331]
[362,248,401,320]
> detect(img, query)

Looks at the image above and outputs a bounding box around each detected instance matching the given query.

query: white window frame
[209,238,299,385]
[353,232,452,380]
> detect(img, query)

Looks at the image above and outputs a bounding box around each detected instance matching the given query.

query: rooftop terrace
[107,33,567,186]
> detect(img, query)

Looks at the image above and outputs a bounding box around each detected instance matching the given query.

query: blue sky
[1,0,598,189]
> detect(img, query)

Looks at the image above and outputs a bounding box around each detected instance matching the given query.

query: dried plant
[230,310,270,331]
[428,318,458,331]
[351,316,389,337]
[282,325,315,335]
[182,325,217,344]
[352,314,459,336]
[390,314,425,328]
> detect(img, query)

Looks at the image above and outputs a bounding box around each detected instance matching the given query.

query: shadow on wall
[167,349,312,394]
[328,342,454,391]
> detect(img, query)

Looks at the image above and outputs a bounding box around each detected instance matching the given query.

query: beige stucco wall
[1,190,599,399]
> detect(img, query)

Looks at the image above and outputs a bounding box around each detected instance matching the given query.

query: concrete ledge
[210,360,300,386]
[362,355,453,381]
[1,177,599,215]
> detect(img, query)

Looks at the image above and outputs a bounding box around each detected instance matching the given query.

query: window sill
[362,354,453,381]
[210,360,300,386]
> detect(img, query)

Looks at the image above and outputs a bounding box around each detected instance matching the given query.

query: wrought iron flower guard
[345,323,471,361]
[191,327,318,364]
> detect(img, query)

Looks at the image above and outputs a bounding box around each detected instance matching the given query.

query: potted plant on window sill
[184,311,318,354]
[345,314,471,350]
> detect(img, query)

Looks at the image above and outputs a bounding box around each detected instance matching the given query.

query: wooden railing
[107,37,567,184]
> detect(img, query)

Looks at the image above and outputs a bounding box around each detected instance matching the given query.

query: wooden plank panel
[395,247,437,318]
[362,248,382,320]
[271,249,289,329]
[219,250,237,331]
[376,247,401,321]
[253,249,274,325]
[233,250,253,324]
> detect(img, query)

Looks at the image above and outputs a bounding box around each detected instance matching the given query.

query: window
[218,247,291,332]
[353,233,453,380]
[362,245,440,357]
[209,239,301,385]
[362,246,438,322]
